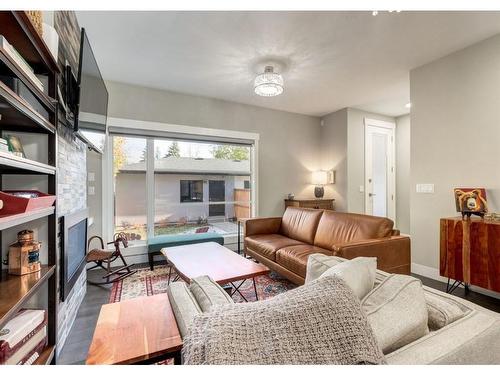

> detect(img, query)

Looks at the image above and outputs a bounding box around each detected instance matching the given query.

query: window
[112,136,147,241]
[109,129,257,243]
[180,180,203,202]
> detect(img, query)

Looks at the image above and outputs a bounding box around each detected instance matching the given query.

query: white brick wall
[56,126,87,355]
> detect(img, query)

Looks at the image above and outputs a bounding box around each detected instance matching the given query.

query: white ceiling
[76,11,500,117]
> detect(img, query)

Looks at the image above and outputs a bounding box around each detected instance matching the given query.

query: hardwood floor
[57,264,500,365]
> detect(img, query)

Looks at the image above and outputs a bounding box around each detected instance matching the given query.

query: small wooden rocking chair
[86,232,136,285]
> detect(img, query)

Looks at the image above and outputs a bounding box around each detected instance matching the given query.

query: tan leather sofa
[244,207,410,284]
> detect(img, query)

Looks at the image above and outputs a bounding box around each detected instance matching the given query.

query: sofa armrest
[244,217,282,237]
[332,235,411,274]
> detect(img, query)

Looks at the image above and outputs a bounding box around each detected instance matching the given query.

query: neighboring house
[115,157,251,226]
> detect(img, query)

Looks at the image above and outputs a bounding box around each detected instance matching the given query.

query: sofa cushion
[313,211,394,250]
[305,253,345,284]
[166,282,202,338]
[279,207,324,244]
[362,274,429,354]
[147,233,224,253]
[424,291,467,331]
[189,275,234,312]
[245,234,303,261]
[275,245,332,278]
[319,257,377,299]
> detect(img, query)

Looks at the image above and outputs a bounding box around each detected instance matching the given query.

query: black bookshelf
[0,11,60,365]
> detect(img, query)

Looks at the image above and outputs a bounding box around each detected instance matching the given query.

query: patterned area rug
[109,265,297,304]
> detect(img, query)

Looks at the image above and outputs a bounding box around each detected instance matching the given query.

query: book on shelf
[0,35,44,92]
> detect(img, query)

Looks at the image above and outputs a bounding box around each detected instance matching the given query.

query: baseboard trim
[411,262,500,299]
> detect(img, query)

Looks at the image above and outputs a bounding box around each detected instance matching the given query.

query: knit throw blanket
[182,276,385,365]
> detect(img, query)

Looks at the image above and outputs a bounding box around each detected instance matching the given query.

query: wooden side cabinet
[440,217,500,293]
[284,198,335,210]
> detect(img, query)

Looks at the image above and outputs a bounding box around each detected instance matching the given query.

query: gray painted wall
[396,114,410,234]
[320,108,348,211]
[106,80,322,217]
[410,33,500,269]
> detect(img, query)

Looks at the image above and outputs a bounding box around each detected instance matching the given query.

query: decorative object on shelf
[312,170,328,198]
[0,36,44,91]
[0,309,47,365]
[8,230,42,276]
[0,76,50,120]
[327,170,336,184]
[485,212,500,221]
[25,11,43,37]
[287,193,295,200]
[0,138,9,153]
[41,23,59,61]
[0,190,56,216]
[254,65,284,97]
[454,188,488,219]
[4,135,25,158]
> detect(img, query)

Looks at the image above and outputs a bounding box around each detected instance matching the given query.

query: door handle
[369,193,376,197]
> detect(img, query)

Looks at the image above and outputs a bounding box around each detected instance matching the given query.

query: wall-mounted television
[74,28,108,153]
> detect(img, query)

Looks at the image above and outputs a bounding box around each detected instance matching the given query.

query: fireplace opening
[60,208,88,301]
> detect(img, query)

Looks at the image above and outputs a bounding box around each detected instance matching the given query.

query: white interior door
[364,119,396,221]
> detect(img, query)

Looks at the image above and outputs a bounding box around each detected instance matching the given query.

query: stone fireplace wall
[56,125,87,354]
[51,10,89,354]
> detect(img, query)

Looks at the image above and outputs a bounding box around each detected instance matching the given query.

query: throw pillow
[362,274,429,354]
[166,282,202,338]
[319,257,377,299]
[189,275,234,312]
[425,291,467,331]
[305,253,345,284]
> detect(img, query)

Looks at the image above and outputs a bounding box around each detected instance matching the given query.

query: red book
[0,309,47,365]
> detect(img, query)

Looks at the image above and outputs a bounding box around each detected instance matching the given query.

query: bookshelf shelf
[0,46,56,112]
[34,345,56,365]
[0,207,55,231]
[0,80,55,134]
[0,151,56,175]
[0,265,56,327]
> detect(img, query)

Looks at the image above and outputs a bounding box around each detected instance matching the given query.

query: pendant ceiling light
[254,65,284,97]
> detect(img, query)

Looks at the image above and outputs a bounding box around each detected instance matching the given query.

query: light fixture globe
[254,66,284,97]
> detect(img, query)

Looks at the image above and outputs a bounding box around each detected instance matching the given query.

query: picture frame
[5,135,25,158]
[454,188,488,218]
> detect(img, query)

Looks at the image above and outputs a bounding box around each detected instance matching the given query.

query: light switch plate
[416,183,434,193]
[359,185,364,193]
[88,186,95,195]
[88,172,95,182]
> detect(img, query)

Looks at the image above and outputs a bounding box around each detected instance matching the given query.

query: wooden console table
[284,198,335,210]
[440,217,500,294]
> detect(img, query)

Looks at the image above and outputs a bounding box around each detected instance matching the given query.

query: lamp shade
[312,170,328,185]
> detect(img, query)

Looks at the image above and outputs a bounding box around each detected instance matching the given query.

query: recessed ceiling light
[372,11,378,16]
[405,102,412,109]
